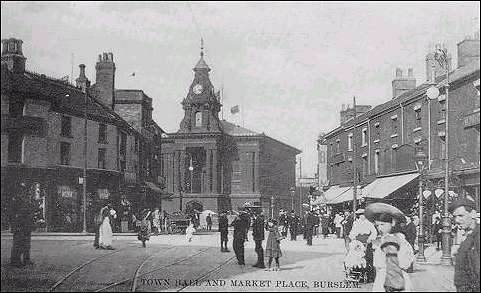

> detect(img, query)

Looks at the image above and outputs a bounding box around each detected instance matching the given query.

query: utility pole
[299,156,302,216]
[352,96,358,213]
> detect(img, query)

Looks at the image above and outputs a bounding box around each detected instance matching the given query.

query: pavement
[1,232,456,292]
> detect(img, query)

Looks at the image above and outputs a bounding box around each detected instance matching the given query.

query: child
[138,210,151,248]
[185,222,196,242]
[265,219,284,271]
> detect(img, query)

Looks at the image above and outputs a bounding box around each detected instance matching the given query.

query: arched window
[195,112,202,127]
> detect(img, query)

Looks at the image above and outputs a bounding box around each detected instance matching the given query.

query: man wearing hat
[218,211,230,252]
[251,210,266,268]
[231,210,249,265]
[449,199,479,292]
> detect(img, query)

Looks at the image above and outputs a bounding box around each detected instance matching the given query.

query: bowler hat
[449,199,477,213]
[365,203,405,223]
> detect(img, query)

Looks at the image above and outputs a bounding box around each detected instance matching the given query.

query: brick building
[317,34,480,214]
[160,47,301,216]
[1,38,143,232]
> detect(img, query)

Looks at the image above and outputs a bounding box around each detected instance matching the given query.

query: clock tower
[179,39,222,133]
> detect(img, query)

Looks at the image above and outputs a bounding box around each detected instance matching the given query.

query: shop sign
[98,189,110,200]
[58,185,74,198]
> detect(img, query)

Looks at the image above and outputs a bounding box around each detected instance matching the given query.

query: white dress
[372,233,414,292]
[99,216,113,248]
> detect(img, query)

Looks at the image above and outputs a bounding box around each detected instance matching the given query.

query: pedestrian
[334,213,344,238]
[403,216,417,273]
[288,211,299,241]
[365,203,414,292]
[152,208,161,235]
[265,219,284,271]
[219,211,230,252]
[206,213,212,231]
[321,213,330,239]
[449,199,480,292]
[432,216,442,250]
[305,211,317,246]
[252,211,266,268]
[138,209,151,248]
[279,210,289,238]
[94,204,106,249]
[186,221,196,242]
[9,182,36,267]
[98,204,116,250]
[231,210,248,265]
[163,211,172,234]
[350,209,377,283]
[342,211,355,251]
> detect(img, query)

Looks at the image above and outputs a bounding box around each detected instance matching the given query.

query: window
[391,117,398,134]
[362,128,368,146]
[440,138,446,160]
[375,123,381,139]
[348,134,353,151]
[362,156,368,176]
[415,109,422,128]
[61,116,72,137]
[195,112,202,127]
[439,101,446,119]
[374,151,380,175]
[98,123,107,143]
[9,99,24,118]
[336,140,340,153]
[60,142,71,165]
[98,148,106,169]
[8,133,23,163]
[135,137,139,153]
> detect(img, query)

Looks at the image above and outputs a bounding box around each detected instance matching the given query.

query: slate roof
[220,120,260,137]
[1,66,138,133]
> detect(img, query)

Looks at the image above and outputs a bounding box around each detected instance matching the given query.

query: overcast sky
[2,1,480,177]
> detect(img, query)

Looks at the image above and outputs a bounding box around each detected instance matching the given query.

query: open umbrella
[365,203,405,223]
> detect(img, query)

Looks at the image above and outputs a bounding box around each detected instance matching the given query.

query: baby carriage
[343,240,368,283]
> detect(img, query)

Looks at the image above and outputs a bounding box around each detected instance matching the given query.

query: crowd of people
[6,181,480,291]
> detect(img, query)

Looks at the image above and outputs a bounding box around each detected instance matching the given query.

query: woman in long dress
[99,207,116,250]
[371,213,414,292]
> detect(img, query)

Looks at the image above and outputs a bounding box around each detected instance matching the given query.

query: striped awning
[361,173,419,199]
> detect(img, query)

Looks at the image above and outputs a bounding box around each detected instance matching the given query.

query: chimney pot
[395,68,402,78]
[408,68,413,77]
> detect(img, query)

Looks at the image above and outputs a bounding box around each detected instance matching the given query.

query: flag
[230,105,239,114]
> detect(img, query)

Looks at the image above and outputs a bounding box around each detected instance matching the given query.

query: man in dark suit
[10,182,36,267]
[288,211,300,241]
[305,211,317,246]
[252,211,266,268]
[218,211,230,252]
[231,210,249,265]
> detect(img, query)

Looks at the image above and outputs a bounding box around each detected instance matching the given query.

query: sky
[1,1,480,178]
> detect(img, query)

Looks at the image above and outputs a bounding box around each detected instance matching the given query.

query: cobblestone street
[1,232,455,292]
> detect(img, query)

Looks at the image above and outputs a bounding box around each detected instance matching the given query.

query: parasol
[365,203,405,223]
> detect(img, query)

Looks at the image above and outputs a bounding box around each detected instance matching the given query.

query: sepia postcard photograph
[1,1,480,292]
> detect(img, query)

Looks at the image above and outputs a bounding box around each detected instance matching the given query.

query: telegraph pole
[352,96,357,213]
[299,156,302,216]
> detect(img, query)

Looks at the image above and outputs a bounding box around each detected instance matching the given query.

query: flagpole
[241,96,245,127]
[221,85,224,121]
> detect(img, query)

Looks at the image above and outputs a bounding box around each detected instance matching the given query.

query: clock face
[193,84,203,95]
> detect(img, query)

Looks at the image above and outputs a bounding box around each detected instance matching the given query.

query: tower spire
[200,37,204,58]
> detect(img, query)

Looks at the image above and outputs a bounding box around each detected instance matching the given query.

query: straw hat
[365,203,405,222]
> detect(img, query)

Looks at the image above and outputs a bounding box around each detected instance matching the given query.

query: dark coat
[306,213,318,228]
[454,225,480,292]
[231,215,248,240]
[289,215,300,229]
[10,192,36,232]
[252,215,265,241]
[403,222,417,247]
[219,215,229,233]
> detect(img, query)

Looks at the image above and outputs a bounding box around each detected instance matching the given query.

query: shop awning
[328,185,363,205]
[313,185,353,205]
[361,173,419,199]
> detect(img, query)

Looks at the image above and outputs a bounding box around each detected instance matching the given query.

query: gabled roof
[2,68,138,133]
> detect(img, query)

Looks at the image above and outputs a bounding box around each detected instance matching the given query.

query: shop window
[9,99,24,118]
[61,115,72,137]
[98,123,107,144]
[8,133,23,163]
[98,148,106,169]
[60,142,71,165]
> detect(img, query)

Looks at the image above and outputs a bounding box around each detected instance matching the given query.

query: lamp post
[427,45,452,265]
[188,155,194,193]
[271,195,275,219]
[415,143,427,262]
[290,186,295,211]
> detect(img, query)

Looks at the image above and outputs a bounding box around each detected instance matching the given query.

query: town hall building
[160,45,301,215]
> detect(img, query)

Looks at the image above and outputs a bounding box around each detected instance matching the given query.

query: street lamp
[188,155,194,193]
[290,187,295,211]
[426,45,452,265]
[415,143,428,262]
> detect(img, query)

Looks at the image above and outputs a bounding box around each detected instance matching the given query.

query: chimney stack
[1,38,26,74]
[95,52,116,109]
[392,67,416,99]
[457,31,480,68]
[76,64,91,92]
[425,43,452,82]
